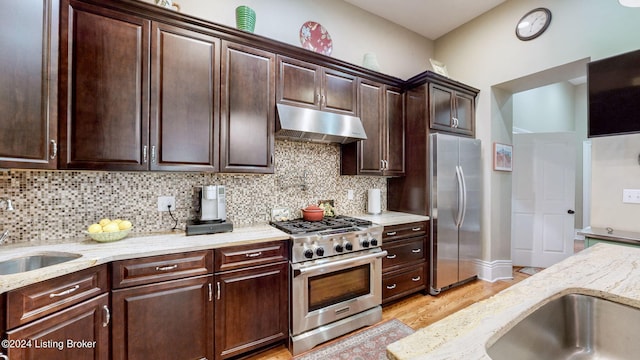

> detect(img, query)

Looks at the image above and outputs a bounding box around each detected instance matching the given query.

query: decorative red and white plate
[299,21,333,56]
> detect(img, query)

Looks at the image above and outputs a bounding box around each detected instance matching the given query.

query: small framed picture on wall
[493,143,513,171]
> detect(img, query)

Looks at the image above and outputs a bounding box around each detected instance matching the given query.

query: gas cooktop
[270,215,372,234]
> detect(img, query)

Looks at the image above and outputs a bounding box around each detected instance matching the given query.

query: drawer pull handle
[49,285,80,298]
[386,284,397,290]
[412,227,422,231]
[411,249,422,253]
[412,276,421,282]
[386,231,397,236]
[245,252,262,258]
[102,305,111,327]
[155,264,178,271]
[386,254,397,259]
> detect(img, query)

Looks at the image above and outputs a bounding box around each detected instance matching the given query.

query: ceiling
[343,0,507,40]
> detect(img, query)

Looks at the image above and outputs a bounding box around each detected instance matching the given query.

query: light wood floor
[246,269,531,360]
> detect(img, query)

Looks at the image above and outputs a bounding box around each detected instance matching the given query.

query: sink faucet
[0,198,14,211]
[0,230,8,245]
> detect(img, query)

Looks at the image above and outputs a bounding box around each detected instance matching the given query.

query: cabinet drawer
[382,264,426,304]
[383,221,428,242]
[112,250,213,289]
[215,240,289,272]
[382,237,425,270]
[6,264,108,328]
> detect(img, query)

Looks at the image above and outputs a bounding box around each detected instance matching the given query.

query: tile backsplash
[0,140,387,244]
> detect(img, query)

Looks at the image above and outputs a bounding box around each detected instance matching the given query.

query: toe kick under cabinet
[381,221,429,304]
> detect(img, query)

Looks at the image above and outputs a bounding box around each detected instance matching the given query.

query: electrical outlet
[347,189,354,200]
[157,196,176,211]
[623,189,640,204]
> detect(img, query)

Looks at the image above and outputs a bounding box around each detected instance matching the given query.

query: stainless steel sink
[0,252,82,275]
[487,293,640,359]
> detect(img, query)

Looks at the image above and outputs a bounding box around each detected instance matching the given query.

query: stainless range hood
[276,104,367,144]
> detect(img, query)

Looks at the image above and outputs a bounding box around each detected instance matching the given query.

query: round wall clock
[515,7,552,41]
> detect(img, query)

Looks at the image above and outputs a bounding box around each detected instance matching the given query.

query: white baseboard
[574,228,585,241]
[475,259,513,283]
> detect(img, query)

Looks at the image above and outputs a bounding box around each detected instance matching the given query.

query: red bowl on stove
[302,205,324,221]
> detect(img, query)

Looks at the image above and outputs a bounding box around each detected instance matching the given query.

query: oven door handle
[292,250,388,277]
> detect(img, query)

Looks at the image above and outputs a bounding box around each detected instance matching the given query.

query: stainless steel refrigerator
[429,133,482,295]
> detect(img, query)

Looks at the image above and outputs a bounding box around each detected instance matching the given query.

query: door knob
[567,210,575,214]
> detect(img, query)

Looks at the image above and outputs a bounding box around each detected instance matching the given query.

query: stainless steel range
[271,216,387,355]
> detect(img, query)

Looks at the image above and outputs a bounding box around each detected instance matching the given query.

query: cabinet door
[150,22,220,171]
[111,275,214,360]
[454,91,475,136]
[220,41,275,173]
[215,262,288,360]
[356,80,385,175]
[322,68,357,115]
[59,0,150,170]
[429,83,455,131]
[0,0,58,169]
[385,86,405,176]
[6,293,110,360]
[276,56,320,109]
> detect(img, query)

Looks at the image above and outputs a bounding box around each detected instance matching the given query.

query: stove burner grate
[270,215,372,234]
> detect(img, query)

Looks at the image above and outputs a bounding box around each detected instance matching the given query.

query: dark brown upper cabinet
[149,22,220,172]
[0,0,59,169]
[60,1,222,172]
[429,83,476,137]
[220,41,275,174]
[341,81,405,176]
[276,56,357,116]
[59,0,150,171]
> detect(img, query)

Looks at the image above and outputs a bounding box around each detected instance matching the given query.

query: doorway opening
[493,57,591,268]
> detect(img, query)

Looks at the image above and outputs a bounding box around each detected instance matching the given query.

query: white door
[512,132,576,268]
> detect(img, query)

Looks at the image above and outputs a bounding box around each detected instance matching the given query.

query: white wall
[142,0,434,79]
[513,82,576,133]
[433,0,640,261]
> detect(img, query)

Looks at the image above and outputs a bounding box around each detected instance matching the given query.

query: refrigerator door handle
[458,165,468,227]
[455,165,464,228]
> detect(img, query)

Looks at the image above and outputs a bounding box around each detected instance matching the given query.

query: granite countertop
[352,211,429,226]
[0,224,289,294]
[386,243,640,360]
[579,227,640,243]
[0,211,427,294]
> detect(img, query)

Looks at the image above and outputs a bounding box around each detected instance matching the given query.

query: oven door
[290,248,387,336]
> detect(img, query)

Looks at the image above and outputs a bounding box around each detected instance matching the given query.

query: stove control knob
[344,241,353,251]
[303,247,314,259]
[334,243,344,253]
[361,238,370,248]
[370,237,379,247]
[316,247,325,256]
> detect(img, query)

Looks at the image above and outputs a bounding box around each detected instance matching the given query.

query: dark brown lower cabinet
[5,293,109,360]
[111,275,214,360]
[381,221,428,304]
[214,262,288,360]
